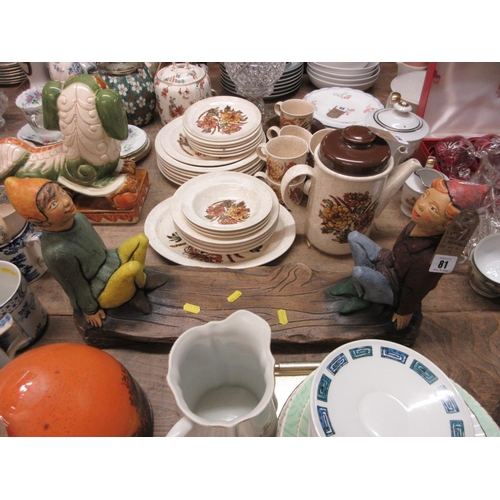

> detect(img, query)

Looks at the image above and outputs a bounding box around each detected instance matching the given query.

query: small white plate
[309,339,476,437]
[303,87,383,129]
[277,371,496,438]
[145,198,296,269]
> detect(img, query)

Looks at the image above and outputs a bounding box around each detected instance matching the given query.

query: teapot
[280,125,421,255]
[154,63,212,125]
[365,95,429,165]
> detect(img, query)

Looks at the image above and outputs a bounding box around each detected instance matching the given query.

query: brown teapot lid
[319,125,391,176]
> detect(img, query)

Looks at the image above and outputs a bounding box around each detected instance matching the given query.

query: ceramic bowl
[308,71,379,91]
[314,62,369,69]
[309,339,475,437]
[308,62,379,76]
[177,171,274,233]
[469,233,500,298]
[308,65,381,84]
[308,64,379,80]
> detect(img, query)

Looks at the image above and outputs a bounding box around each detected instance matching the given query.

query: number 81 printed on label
[429,254,459,274]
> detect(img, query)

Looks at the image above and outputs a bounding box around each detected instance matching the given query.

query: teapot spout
[376,158,422,217]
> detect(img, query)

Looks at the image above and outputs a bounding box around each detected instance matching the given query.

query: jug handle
[280,164,315,235]
[166,416,194,437]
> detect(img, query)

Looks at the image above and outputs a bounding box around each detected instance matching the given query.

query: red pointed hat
[446,179,489,211]
[4,177,52,222]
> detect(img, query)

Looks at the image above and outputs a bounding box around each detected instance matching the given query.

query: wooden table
[1,63,499,436]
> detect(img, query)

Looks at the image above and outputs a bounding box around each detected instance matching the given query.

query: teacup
[256,135,309,182]
[166,310,278,437]
[469,233,500,298]
[255,171,306,205]
[15,87,56,143]
[274,99,315,130]
[0,261,48,366]
[266,124,313,144]
[0,222,47,283]
[400,168,447,217]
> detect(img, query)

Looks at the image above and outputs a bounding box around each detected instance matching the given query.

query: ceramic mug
[280,147,421,255]
[166,310,278,437]
[469,233,500,298]
[274,99,315,130]
[255,171,306,205]
[0,261,48,366]
[256,136,309,182]
[0,222,47,283]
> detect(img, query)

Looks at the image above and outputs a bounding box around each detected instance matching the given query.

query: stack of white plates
[120,125,151,162]
[155,116,265,185]
[219,62,305,99]
[169,171,281,254]
[0,62,26,86]
[307,62,380,91]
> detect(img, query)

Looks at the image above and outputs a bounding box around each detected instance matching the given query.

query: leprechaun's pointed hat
[4,177,52,222]
[446,179,489,211]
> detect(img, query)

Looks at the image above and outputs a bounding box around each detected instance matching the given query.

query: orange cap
[4,177,52,222]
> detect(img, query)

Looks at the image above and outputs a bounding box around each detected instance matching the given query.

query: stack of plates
[170,171,280,254]
[0,62,26,86]
[155,104,265,186]
[219,62,304,100]
[120,125,151,162]
[307,62,380,91]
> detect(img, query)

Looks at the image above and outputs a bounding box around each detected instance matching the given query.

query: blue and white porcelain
[0,261,47,364]
[309,339,475,437]
[0,221,47,283]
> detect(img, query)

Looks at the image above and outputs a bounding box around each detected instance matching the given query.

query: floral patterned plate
[277,371,499,437]
[303,87,383,129]
[120,125,148,157]
[182,96,262,143]
[144,198,296,269]
[159,117,249,167]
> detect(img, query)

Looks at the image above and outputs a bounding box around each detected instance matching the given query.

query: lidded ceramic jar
[154,63,212,125]
[318,125,392,176]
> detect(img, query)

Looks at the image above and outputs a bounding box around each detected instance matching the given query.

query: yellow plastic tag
[277,309,288,325]
[227,290,242,302]
[183,303,200,314]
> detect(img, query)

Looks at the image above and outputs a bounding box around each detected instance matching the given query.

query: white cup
[469,233,500,298]
[166,310,278,437]
[400,168,447,217]
[0,261,48,366]
[255,171,306,205]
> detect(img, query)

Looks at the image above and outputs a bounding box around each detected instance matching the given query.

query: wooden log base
[73,263,421,349]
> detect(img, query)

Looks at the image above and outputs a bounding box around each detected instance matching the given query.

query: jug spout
[376,158,422,217]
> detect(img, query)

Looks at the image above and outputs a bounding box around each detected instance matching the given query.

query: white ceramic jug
[166,310,278,437]
[280,126,421,255]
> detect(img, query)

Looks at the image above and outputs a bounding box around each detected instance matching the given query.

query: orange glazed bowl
[0,343,153,437]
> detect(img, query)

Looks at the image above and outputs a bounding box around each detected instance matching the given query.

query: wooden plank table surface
[1,62,499,436]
